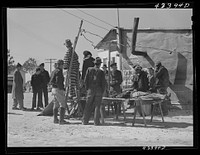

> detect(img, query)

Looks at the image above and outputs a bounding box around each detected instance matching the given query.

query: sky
[7,8,192,73]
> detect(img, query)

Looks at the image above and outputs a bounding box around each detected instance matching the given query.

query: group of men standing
[30,63,50,110]
[11,38,170,126]
[11,63,50,111]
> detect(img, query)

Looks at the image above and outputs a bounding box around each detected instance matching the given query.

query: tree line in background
[7,49,38,75]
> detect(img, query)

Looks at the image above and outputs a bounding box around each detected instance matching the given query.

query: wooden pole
[116,9,123,71]
[131,18,139,54]
[108,42,111,92]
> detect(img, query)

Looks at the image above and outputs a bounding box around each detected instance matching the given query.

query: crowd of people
[11,39,170,126]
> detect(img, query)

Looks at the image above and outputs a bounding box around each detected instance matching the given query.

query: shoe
[59,120,70,125]
[59,107,70,125]
[53,108,59,124]
[54,118,59,124]
[94,123,101,126]
[20,107,27,111]
[36,108,42,111]
[30,108,35,111]
[12,107,19,110]
[82,121,89,125]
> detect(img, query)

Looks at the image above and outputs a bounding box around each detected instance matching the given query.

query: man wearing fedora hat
[82,57,106,125]
[12,63,26,110]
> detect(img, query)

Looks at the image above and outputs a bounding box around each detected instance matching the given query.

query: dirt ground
[7,92,193,147]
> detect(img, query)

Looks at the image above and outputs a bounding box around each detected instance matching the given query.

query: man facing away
[30,67,43,111]
[39,63,50,108]
[11,63,26,110]
[81,50,95,81]
[82,57,106,126]
[49,59,69,125]
[109,62,123,114]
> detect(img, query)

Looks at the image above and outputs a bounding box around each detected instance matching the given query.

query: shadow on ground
[8,112,23,115]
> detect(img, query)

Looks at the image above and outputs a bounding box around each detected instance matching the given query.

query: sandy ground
[7,92,193,147]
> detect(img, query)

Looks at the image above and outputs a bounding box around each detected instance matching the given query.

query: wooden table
[102,96,165,127]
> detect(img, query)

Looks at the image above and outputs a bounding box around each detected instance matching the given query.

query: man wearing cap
[49,59,69,124]
[12,63,26,110]
[30,67,43,111]
[63,39,80,99]
[132,65,149,92]
[110,62,123,114]
[81,50,95,81]
[39,63,50,108]
[82,57,106,125]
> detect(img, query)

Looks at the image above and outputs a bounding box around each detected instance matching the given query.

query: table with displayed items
[102,91,167,127]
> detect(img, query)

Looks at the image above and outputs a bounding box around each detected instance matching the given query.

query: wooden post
[131,18,139,54]
[108,42,111,92]
[117,27,123,71]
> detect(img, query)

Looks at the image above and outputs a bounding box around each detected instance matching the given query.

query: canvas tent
[95,28,193,109]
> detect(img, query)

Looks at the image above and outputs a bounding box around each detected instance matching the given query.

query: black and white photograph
[6,4,194,150]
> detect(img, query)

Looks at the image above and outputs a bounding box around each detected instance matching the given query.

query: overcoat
[12,70,24,100]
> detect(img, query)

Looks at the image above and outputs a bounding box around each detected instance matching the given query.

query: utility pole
[45,58,57,74]
[117,8,123,71]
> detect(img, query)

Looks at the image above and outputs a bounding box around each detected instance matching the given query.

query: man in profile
[49,59,69,125]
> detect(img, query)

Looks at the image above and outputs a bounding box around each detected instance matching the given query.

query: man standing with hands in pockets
[82,57,106,126]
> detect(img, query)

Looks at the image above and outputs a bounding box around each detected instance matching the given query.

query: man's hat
[135,65,142,71]
[57,59,64,65]
[155,61,162,67]
[36,67,41,72]
[94,57,102,64]
[102,64,107,68]
[110,62,117,67]
[83,50,92,57]
[16,63,22,68]
[39,63,44,67]
[64,39,72,45]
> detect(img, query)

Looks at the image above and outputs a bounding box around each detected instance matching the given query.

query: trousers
[12,98,24,109]
[52,88,66,109]
[32,89,42,108]
[42,86,49,107]
[82,89,103,125]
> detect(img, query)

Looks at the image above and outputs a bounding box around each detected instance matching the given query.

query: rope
[80,32,96,48]
[76,8,116,28]
[82,29,103,39]
[60,9,110,31]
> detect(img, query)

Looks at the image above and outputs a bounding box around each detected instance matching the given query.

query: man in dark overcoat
[31,67,43,110]
[132,65,149,92]
[82,57,106,125]
[12,63,26,110]
[39,63,50,108]
[81,50,95,80]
